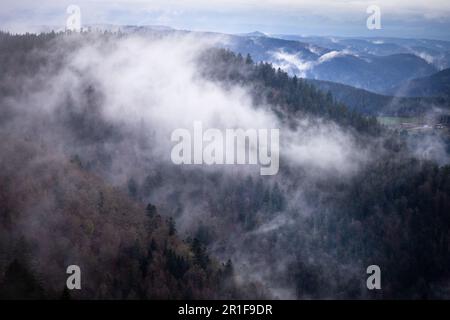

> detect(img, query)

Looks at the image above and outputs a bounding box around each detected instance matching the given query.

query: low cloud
[1,32,371,298]
[270,49,352,78]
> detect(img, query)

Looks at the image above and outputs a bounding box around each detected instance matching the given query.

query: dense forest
[0,31,450,299]
[0,136,238,299]
[199,47,381,135]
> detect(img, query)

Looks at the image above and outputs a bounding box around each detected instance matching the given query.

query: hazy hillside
[306,78,450,116]
[389,68,450,97]
[42,25,445,95]
[0,136,239,299]
[309,53,437,94]
[1,31,450,300]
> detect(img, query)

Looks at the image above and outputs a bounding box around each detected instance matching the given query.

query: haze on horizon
[1,0,450,40]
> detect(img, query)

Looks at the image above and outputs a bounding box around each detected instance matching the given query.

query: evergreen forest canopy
[0,31,450,299]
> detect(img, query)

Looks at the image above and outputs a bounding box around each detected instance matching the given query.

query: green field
[377,116,421,126]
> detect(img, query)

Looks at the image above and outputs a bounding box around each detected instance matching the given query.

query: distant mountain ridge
[308,53,437,94]
[274,35,450,69]
[21,24,450,97]
[236,31,268,37]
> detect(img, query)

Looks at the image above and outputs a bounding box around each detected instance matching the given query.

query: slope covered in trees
[0,136,238,299]
[0,31,450,299]
[199,48,381,136]
[306,78,450,116]
[388,68,450,98]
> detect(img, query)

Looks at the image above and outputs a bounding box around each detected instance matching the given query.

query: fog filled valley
[1,30,450,300]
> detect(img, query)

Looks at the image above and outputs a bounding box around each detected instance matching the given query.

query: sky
[1,0,450,40]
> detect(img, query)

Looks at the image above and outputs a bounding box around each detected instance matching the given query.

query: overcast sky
[1,0,450,40]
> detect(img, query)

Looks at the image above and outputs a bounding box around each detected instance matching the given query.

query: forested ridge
[199,48,381,135]
[1,31,450,299]
[305,78,450,116]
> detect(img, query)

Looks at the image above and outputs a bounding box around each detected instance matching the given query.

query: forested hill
[1,31,450,299]
[199,48,381,136]
[0,32,379,135]
[197,48,450,118]
[305,78,450,116]
[0,136,241,299]
[389,68,450,98]
[0,33,240,300]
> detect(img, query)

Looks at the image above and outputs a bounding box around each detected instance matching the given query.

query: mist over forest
[1,29,450,300]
